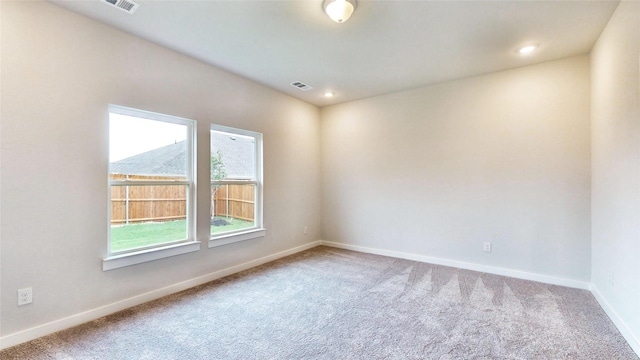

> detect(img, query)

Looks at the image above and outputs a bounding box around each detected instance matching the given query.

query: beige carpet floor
[1,246,637,359]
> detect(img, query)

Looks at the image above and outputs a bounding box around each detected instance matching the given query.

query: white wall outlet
[18,287,33,306]
[304,226,308,235]
[483,242,492,253]
[610,271,615,286]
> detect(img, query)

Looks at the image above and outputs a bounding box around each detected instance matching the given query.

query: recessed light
[517,44,538,55]
[324,91,335,98]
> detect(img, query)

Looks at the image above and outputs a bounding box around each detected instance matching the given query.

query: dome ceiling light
[323,0,357,23]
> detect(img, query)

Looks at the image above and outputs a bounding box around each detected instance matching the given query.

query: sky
[109,113,187,162]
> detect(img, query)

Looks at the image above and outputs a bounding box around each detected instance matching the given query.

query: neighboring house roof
[211,131,255,179]
[110,133,255,179]
[110,141,187,177]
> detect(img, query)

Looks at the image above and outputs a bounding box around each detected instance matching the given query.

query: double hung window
[104,106,263,269]
[105,105,197,270]
[210,124,264,246]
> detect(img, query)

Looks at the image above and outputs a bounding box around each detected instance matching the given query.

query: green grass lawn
[110,217,254,252]
[210,217,254,235]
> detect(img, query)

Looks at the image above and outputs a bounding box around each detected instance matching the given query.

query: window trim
[103,241,201,271]
[209,124,265,247]
[104,105,197,270]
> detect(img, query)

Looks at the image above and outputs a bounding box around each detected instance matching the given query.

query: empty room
[1,0,639,358]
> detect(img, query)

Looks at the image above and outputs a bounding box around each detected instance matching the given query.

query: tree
[211,150,227,220]
[211,149,227,181]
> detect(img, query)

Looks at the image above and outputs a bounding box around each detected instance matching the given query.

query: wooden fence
[212,184,255,221]
[110,174,255,224]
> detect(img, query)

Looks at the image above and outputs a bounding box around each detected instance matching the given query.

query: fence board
[110,174,255,224]
[212,184,255,221]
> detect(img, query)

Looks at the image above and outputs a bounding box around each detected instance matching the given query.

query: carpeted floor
[1,246,637,359]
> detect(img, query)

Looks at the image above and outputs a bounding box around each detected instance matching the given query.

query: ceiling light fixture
[323,0,357,23]
[324,91,335,98]
[517,44,538,55]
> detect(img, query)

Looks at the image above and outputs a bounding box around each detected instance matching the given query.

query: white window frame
[209,124,265,248]
[103,105,199,271]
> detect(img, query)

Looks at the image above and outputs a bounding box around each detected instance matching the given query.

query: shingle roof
[210,131,255,179]
[110,141,186,177]
[109,133,255,179]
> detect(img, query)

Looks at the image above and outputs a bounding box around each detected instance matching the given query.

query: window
[104,105,198,270]
[210,124,264,246]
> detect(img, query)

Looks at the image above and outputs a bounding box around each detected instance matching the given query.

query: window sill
[103,241,201,271]
[209,228,266,248]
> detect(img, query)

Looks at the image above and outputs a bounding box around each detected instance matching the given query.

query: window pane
[210,184,256,235]
[209,124,262,242]
[110,114,188,180]
[110,184,188,252]
[210,130,256,180]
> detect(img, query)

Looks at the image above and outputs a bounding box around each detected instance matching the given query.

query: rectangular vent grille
[102,0,140,14]
[291,81,313,91]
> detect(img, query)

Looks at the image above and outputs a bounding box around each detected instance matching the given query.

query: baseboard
[333,239,640,356]
[319,241,591,290]
[0,240,322,351]
[590,283,640,357]
[7,240,635,355]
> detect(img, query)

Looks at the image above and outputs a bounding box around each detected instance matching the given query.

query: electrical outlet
[610,271,615,286]
[304,226,308,235]
[483,242,492,253]
[18,287,32,306]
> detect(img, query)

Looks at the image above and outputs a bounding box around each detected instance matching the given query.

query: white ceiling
[49,0,619,107]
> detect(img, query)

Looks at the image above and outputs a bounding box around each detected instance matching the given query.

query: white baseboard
[319,241,591,290]
[0,240,322,351]
[324,240,638,357]
[6,240,638,358]
[590,283,640,357]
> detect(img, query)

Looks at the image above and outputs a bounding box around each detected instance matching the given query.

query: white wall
[3,0,638,353]
[1,1,320,339]
[590,0,640,352]
[321,56,592,283]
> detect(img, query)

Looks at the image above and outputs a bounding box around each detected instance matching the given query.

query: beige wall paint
[591,0,640,349]
[1,1,321,336]
[321,56,591,282]
[3,0,638,352]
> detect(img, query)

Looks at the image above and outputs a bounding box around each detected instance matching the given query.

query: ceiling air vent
[291,81,313,91]
[102,0,140,14]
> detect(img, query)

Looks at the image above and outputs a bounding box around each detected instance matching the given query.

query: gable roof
[110,133,255,179]
[110,141,186,177]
